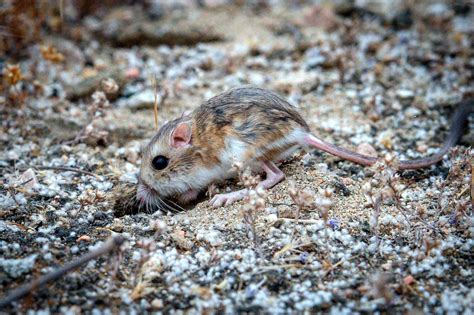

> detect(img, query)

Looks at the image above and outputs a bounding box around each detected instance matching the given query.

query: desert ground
[1,0,473,313]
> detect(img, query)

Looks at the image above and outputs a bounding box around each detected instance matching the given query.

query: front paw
[209,190,248,208]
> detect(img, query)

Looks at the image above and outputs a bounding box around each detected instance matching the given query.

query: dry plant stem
[434,148,469,217]
[132,228,165,286]
[6,178,34,207]
[387,180,441,234]
[269,202,292,207]
[32,166,101,179]
[59,0,64,20]
[271,218,322,226]
[471,160,473,207]
[405,283,421,298]
[0,235,126,308]
[233,164,263,255]
[151,78,169,130]
[251,264,302,273]
[6,186,21,206]
[244,209,261,253]
[62,134,87,146]
[322,255,358,278]
[17,177,34,187]
[291,202,302,241]
[133,241,153,286]
[372,195,382,251]
[107,248,123,292]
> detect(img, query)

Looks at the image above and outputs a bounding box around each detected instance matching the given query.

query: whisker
[155,195,169,212]
[146,193,154,213]
[136,182,187,214]
[158,198,178,214]
[138,194,147,209]
[151,194,163,213]
[154,196,178,214]
[164,199,186,213]
[148,203,154,214]
[155,199,167,214]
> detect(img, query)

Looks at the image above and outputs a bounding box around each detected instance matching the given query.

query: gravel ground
[1,1,473,314]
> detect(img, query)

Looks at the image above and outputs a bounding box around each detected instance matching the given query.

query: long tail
[304,99,473,170]
[305,134,377,166]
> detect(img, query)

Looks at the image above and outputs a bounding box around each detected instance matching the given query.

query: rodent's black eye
[151,155,169,170]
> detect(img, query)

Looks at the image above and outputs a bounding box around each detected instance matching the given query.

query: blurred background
[1,0,473,164]
[1,2,473,313]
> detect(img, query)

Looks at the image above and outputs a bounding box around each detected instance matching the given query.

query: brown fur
[193,86,309,164]
[139,86,310,200]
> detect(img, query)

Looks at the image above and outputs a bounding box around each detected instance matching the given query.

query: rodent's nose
[136,183,149,202]
[136,190,145,202]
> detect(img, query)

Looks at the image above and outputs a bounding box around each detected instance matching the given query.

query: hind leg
[210,161,285,208]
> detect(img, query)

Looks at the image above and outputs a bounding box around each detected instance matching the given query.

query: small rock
[392,9,413,29]
[0,254,37,278]
[101,77,119,95]
[110,218,124,232]
[303,5,339,30]
[124,162,138,173]
[121,89,155,110]
[404,275,415,285]
[304,47,326,69]
[124,148,139,163]
[426,3,451,18]
[7,150,20,160]
[416,142,428,153]
[396,89,415,100]
[356,143,378,157]
[248,72,265,86]
[405,106,421,118]
[0,221,21,232]
[151,298,163,310]
[18,168,38,190]
[171,231,194,251]
[341,177,354,186]
[266,213,278,222]
[379,131,393,149]
[126,67,140,79]
[65,68,127,101]
[332,179,351,196]
[355,0,405,21]
[376,43,401,62]
[76,235,91,243]
[119,172,138,184]
[346,90,357,98]
[197,229,223,247]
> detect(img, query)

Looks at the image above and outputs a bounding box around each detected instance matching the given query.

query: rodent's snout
[136,183,146,203]
[136,181,155,204]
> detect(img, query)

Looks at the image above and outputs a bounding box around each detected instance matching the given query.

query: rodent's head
[137,118,198,210]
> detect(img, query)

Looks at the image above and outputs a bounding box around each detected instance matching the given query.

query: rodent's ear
[171,122,192,148]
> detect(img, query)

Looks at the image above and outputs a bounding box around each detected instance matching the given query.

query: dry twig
[0,235,126,308]
[271,218,322,226]
[32,166,101,179]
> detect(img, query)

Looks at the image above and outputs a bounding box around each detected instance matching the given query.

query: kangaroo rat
[137,86,472,209]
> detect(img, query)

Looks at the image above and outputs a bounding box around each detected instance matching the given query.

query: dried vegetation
[0,0,473,313]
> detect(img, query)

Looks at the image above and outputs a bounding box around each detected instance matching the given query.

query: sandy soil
[1,1,473,313]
